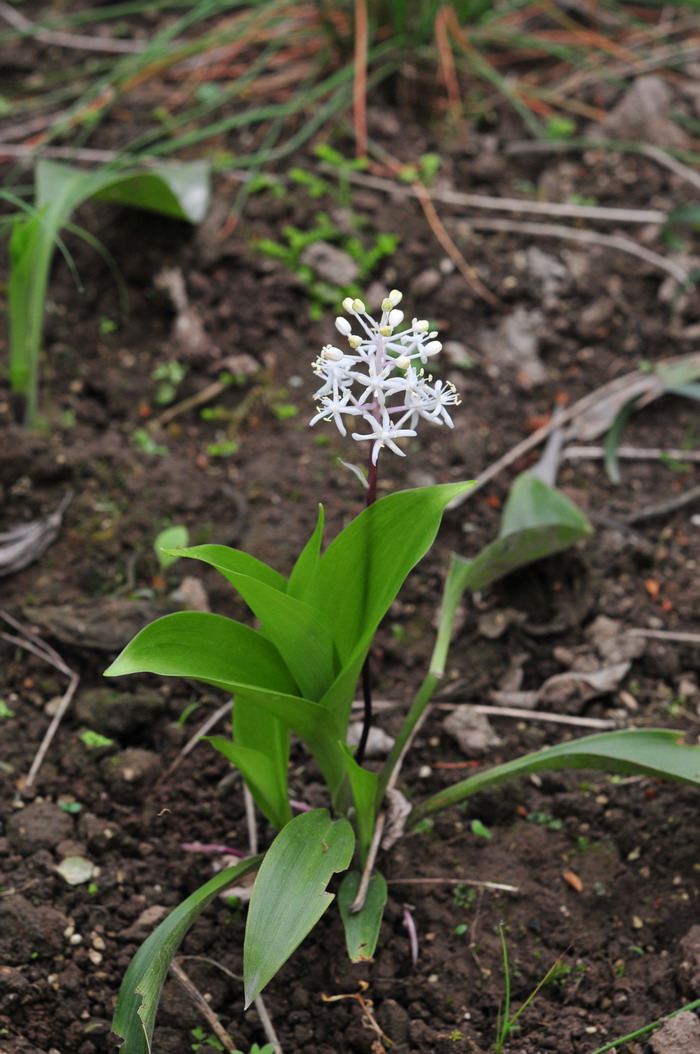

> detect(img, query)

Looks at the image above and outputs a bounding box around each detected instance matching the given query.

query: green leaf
[36,159,211,224]
[171,544,286,592]
[154,525,189,571]
[208,737,291,830]
[453,476,591,592]
[500,474,590,536]
[315,483,475,727]
[337,744,379,861]
[412,730,700,823]
[287,504,324,603]
[113,855,262,1054]
[338,871,388,962]
[243,810,354,1006]
[604,394,642,484]
[170,544,334,700]
[105,612,297,694]
[317,483,474,665]
[104,614,298,824]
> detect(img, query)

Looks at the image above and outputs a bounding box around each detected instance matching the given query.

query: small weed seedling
[105,290,700,1053]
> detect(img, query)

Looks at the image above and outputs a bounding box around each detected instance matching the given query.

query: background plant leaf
[36,159,211,223]
[154,525,188,571]
[113,855,262,1054]
[454,475,591,592]
[412,729,700,823]
[243,810,354,1006]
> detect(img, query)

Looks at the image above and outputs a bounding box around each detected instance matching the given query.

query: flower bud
[352,298,366,313]
[335,317,353,336]
[348,335,362,349]
[388,309,404,328]
[415,319,429,332]
[342,297,354,312]
[424,340,442,355]
[388,289,403,306]
[381,298,393,312]
[322,345,344,360]
[395,355,410,369]
[379,325,392,337]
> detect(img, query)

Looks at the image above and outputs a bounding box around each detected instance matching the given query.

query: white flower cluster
[310,291,460,465]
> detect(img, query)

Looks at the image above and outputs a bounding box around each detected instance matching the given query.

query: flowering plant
[106,292,700,1054]
[311,291,459,470]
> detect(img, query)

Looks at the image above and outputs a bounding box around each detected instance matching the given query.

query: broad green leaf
[499,474,590,536]
[287,504,325,603]
[169,544,334,700]
[338,871,388,962]
[36,159,212,224]
[208,737,291,829]
[316,482,475,666]
[224,685,349,800]
[411,729,700,823]
[171,544,286,592]
[104,612,297,695]
[113,855,262,1054]
[453,523,590,593]
[244,810,354,1006]
[451,476,591,593]
[232,690,290,828]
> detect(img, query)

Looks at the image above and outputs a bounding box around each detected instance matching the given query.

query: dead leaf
[0,492,72,577]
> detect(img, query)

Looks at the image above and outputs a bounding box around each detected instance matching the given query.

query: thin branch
[170,959,237,1053]
[564,445,700,463]
[0,612,79,791]
[24,670,80,791]
[626,482,700,524]
[159,700,232,782]
[244,783,259,857]
[473,705,619,730]
[0,143,120,164]
[254,994,283,1054]
[0,1,147,52]
[628,628,700,646]
[319,164,667,224]
[350,811,386,914]
[447,357,700,509]
[453,216,689,285]
[389,877,519,892]
[504,139,700,194]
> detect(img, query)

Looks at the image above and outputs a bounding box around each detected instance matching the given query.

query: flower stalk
[311,290,461,766]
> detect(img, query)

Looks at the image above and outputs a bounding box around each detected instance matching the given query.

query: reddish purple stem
[355,446,378,766]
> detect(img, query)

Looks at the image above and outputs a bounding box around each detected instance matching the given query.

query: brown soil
[1,21,700,1054]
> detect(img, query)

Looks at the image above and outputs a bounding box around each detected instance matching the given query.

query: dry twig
[0,0,146,52]
[564,445,700,464]
[0,611,79,791]
[159,700,232,782]
[170,959,237,1053]
[448,355,700,509]
[454,216,689,285]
